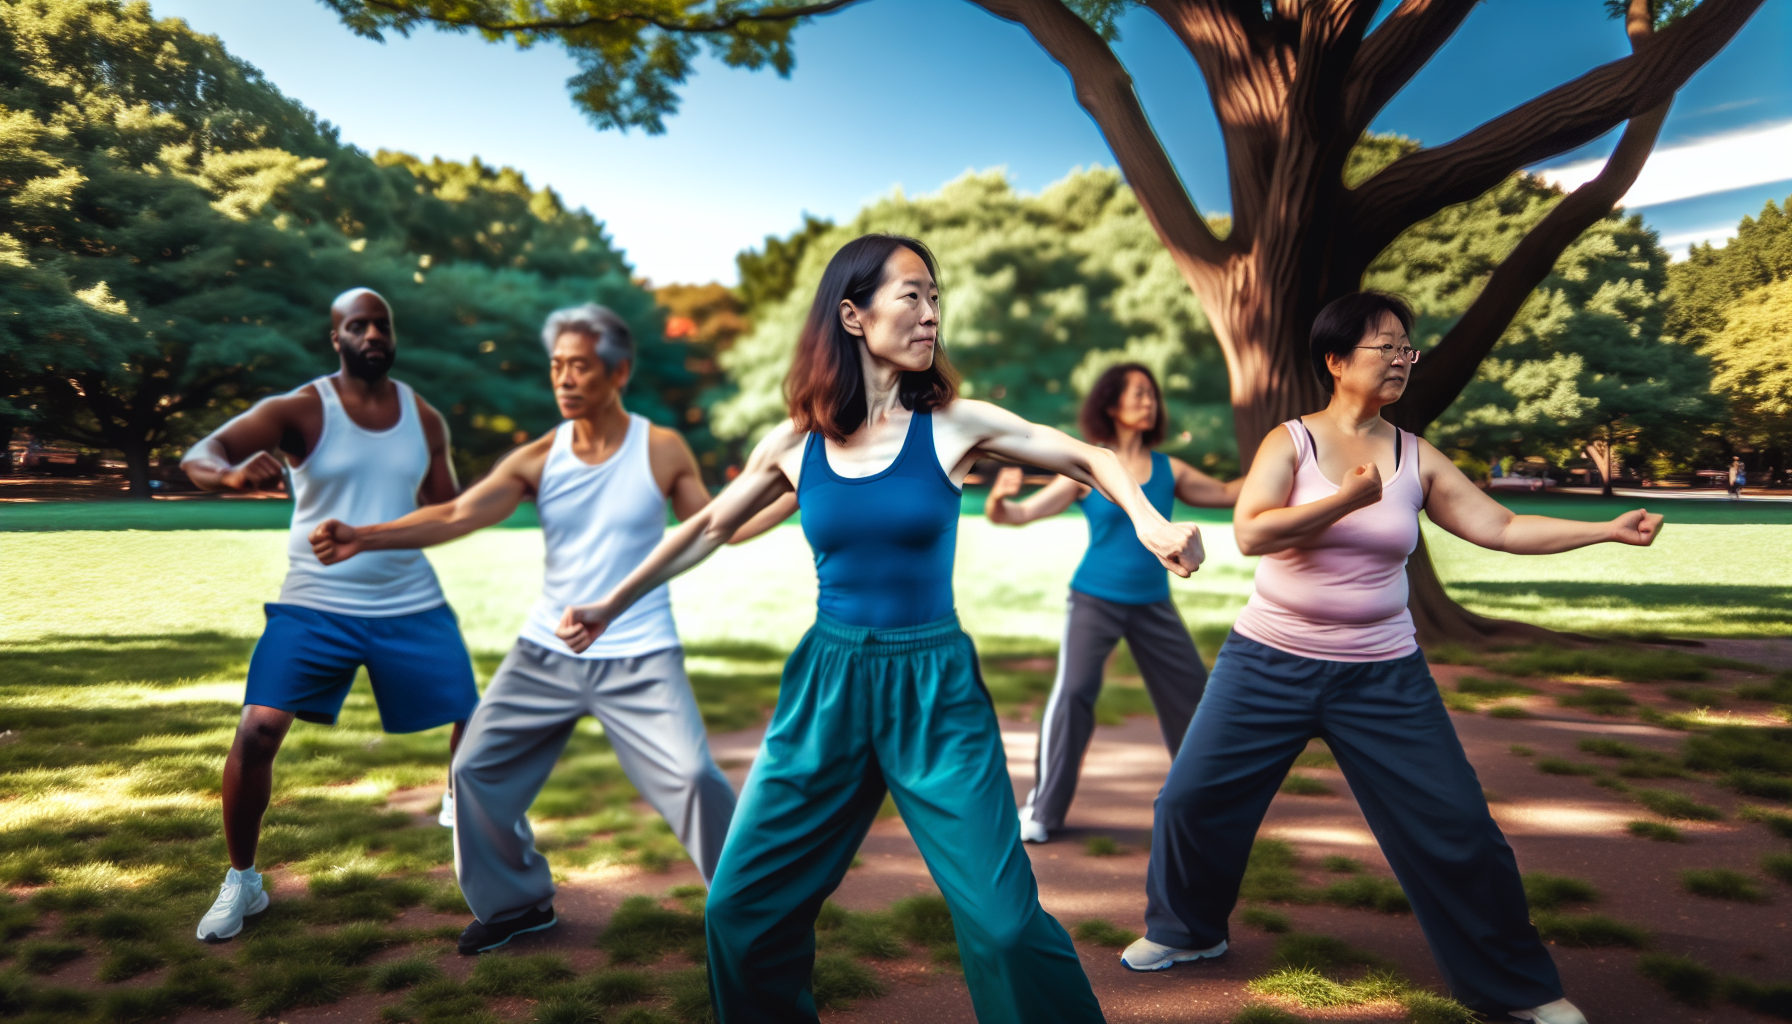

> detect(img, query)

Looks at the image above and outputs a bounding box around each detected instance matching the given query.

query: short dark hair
[784,233,958,443]
[1080,362,1167,447]
[1309,291,1414,393]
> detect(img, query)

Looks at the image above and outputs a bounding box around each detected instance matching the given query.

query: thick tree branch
[1341,0,1477,136]
[1386,0,1671,433]
[969,0,1231,269]
[1143,0,1288,246]
[339,0,862,36]
[1344,0,1764,271]
[1252,0,1381,325]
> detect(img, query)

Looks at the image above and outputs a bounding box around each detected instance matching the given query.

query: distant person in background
[1728,457,1745,499]
[310,303,739,955]
[1125,291,1663,1024]
[985,363,1240,844]
[180,288,477,942]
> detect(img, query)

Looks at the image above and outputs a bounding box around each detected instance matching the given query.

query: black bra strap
[1299,421,1319,461]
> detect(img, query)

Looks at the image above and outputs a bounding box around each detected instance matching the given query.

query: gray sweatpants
[451,639,736,923]
[1023,590,1207,832]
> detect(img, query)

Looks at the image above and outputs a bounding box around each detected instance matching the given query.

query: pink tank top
[1231,420,1423,662]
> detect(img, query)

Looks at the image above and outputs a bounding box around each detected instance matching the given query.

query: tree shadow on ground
[1445,582,1792,636]
[1,632,255,689]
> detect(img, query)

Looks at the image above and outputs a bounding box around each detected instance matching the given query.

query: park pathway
[698,655,1791,1023]
[234,649,1789,1024]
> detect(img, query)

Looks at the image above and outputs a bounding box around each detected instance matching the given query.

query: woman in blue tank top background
[554,234,1204,1024]
[986,363,1239,845]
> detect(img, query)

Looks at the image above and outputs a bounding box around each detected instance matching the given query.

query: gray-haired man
[310,304,737,953]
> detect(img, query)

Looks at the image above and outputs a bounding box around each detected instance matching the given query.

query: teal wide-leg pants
[705,614,1105,1024]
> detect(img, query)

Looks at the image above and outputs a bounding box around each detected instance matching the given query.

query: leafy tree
[0,0,687,493]
[655,281,749,483]
[1666,196,1792,343]
[0,0,353,495]
[1701,276,1792,458]
[326,0,1769,643]
[1357,136,1722,494]
[735,214,833,316]
[713,168,1234,468]
[1664,195,1792,466]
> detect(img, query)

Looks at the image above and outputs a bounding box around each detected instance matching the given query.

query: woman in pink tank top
[1124,293,1663,1024]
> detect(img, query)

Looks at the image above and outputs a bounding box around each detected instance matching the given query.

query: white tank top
[518,415,680,659]
[278,376,446,617]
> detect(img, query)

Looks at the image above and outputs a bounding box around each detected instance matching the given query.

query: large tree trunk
[1405,533,1570,647]
[122,437,154,499]
[965,0,1765,648]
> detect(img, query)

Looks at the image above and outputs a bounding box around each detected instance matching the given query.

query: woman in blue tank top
[986,364,1239,845]
[555,234,1205,1024]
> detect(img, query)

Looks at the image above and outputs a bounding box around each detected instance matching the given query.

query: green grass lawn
[0,502,1785,1020]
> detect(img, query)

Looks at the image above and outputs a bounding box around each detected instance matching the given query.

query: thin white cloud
[1658,222,1743,261]
[1537,119,1792,208]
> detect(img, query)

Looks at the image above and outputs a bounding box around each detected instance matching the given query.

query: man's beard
[341,343,395,382]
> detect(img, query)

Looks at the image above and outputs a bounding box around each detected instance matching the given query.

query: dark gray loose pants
[1144,632,1562,1014]
[451,639,736,923]
[1022,590,1206,833]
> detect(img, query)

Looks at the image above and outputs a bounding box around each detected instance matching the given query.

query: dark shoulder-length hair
[1079,362,1168,448]
[784,233,959,443]
[1308,291,1414,394]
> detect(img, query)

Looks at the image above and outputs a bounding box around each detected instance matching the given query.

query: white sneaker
[438,790,455,828]
[1120,936,1228,972]
[1018,807,1049,844]
[196,866,269,942]
[1511,999,1588,1024]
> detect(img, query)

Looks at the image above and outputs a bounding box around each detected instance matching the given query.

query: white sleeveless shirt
[278,376,446,617]
[518,415,680,659]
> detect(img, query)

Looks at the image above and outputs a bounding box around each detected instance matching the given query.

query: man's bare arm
[310,435,548,563]
[181,391,312,493]
[649,425,713,523]
[414,396,460,505]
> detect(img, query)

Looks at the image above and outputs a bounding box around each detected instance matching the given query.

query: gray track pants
[1023,590,1207,833]
[451,639,736,923]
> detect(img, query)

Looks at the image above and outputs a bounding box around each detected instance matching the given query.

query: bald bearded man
[181,289,479,941]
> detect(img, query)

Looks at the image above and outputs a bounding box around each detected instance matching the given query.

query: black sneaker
[458,904,557,955]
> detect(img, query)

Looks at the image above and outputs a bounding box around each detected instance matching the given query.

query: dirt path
[242,652,1791,1024]
[695,656,1792,1022]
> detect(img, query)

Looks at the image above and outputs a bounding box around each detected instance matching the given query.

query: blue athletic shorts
[245,602,480,733]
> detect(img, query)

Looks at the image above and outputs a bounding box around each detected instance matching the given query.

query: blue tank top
[798,411,960,628]
[1068,451,1174,605]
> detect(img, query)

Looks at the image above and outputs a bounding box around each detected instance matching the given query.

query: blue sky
[155,0,1791,284]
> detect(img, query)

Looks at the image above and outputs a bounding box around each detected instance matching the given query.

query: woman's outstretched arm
[1419,438,1662,553]
[1233,426,1384,557]
[985,467,1084,525]
[947,400,1203,575]
[1169,457,1244,508]
[556,422,802,651]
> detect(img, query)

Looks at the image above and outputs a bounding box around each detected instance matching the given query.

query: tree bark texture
[970,0,1765,643]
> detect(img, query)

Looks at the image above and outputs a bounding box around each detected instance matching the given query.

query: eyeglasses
[1355,344,1420,364]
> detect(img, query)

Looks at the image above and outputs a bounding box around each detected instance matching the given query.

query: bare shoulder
[246,385,320,428]
[1256,422,1297,462]
[751,419,807,460]
[938,397,1016,427]
[647,422,696,456]
[1413,434,1450,476]
[411,391,451,442]
[494,430,557,485]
